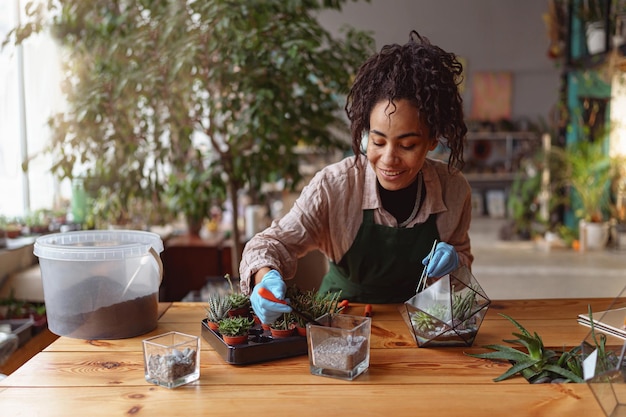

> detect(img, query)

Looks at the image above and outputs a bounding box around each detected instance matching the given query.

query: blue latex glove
[422,242,459,278]
[250,269,292,324]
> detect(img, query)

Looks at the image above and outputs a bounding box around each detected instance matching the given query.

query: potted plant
[223,275,250,318]
[217,316,254,346]
[164,150,226,236]
[610,156,626,249]
[205,293,232,331]
[287,287,342,335]
[576,0,610,54]
[269,313,296,339]
[6,2,375,273]
[551,137,616,250]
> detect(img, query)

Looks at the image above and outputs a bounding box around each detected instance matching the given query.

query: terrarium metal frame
[579,287,626,417]
[404,265,490,347]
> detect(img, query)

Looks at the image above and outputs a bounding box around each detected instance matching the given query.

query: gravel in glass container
[143,331,200,388]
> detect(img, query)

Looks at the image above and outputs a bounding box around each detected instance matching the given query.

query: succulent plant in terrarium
[410,284,479,333]
[404,266,491,347]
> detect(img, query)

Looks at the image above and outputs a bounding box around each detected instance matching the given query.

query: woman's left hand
[422,242,459,277]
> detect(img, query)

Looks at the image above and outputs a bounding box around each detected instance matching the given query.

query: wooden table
[0,299,617,416]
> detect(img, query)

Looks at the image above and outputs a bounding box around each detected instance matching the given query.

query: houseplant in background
[164,150,226,236]
[5,1,375,275]
[576,0,611,54]
[551,136,615,250]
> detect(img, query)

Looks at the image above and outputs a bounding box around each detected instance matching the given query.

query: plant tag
[583,348,598,380]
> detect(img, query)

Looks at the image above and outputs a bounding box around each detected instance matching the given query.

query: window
[0,0,67,219]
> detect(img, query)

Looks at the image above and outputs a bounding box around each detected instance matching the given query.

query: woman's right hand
[250,269,292,324]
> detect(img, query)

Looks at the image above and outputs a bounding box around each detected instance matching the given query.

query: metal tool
[417,239,438,293]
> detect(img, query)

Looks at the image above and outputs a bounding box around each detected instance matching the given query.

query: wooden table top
[0,298,617,416]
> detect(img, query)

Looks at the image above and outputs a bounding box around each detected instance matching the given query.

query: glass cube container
[404,266,490,347]
[143,331,200,388]
[306,313,371,381]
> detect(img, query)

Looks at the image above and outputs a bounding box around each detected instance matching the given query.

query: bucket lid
[34,230,164,261]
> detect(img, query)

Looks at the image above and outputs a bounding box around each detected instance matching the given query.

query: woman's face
[366,99,438,191]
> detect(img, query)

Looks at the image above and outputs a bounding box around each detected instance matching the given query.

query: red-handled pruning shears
[257,287,323,326]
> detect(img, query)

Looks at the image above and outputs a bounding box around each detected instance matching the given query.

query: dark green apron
[319,209,440,303]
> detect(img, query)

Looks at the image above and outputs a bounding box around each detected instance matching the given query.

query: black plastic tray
[201,319,308,365]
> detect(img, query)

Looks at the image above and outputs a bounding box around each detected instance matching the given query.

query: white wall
[317,0,560,124]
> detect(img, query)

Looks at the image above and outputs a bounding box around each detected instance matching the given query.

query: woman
[239,31,472,324]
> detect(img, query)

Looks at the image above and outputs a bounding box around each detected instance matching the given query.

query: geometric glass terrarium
[404,265,490,347]
[579,289,626,417]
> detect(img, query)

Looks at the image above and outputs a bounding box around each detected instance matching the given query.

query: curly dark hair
[345,30,466,171]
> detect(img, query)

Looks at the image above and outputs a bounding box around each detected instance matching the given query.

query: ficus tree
[5,0,375,275]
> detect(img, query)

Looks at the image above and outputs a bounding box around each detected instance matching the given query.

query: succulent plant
[223,273,250,309]
[205,293,232,323]
[287,287,342,327]
[466,313,585,383]
[218,316,254,337]
[270,312,296,330]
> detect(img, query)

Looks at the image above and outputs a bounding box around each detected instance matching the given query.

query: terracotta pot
[296,326,307,337]
[228,306,250,318]
[207,321,219,331]
[270,327,295,338]
[222,334,248,345]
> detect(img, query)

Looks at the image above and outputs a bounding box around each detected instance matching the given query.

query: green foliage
[270,312,296,330]
[287,287,342,327]
[223,274,250,309]
[551,138,614,222]
[466,313,585,383]
[217,316,254,337]
[410,286,477,333]
[5,0,375,241]
[164,149,226,230]
[205,293,232,323]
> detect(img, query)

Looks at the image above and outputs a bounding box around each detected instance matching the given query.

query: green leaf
[493,360,540,382]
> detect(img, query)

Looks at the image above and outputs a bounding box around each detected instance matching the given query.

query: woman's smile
[367,99,438,191]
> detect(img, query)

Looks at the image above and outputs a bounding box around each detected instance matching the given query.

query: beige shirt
[239,154,473,295]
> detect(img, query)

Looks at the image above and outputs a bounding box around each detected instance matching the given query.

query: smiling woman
[0,0,67,219]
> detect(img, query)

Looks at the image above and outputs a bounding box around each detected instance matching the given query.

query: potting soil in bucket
[34,230,164,340]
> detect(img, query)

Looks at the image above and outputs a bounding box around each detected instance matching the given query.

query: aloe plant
[466,313,584,383]
[217,316,254,337]
[205,293,232,323]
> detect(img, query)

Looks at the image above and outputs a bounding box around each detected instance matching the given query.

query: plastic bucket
[34,230,164,340]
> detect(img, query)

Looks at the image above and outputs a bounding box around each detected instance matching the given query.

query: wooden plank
[0,329,58,376]
[2,347,514,387]
[0,384,604,417]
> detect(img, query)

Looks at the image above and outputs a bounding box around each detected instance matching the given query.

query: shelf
[466,131,539,141]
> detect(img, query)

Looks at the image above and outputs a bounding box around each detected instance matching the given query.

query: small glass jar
[143,331,200,388]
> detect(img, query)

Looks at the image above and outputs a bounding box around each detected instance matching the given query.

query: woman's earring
[360,131,368,154]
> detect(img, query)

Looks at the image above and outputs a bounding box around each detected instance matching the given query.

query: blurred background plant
[5,0,375,273]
